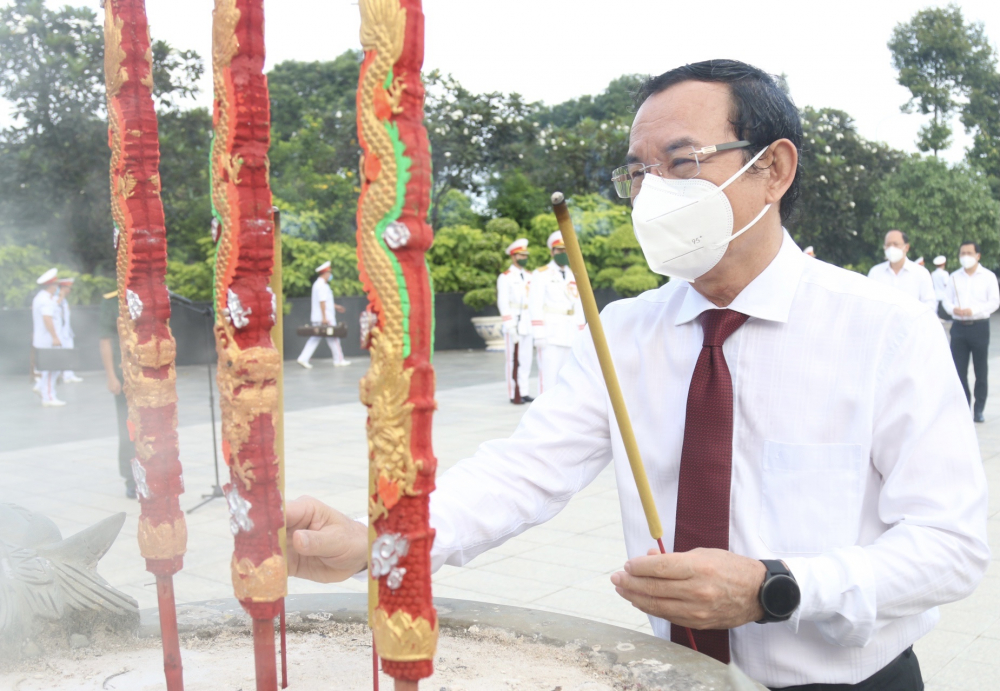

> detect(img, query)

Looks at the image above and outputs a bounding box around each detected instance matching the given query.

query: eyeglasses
[611,140,752,199]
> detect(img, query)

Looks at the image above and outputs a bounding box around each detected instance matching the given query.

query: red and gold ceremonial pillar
[211,1,286,690]
[103,2,186,689]
[357,0,438,688]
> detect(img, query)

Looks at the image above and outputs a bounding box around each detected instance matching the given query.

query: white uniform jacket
[58,297,75,348]
[310,277,337,325]
[497,265,531,336]
[31,290,58,349]
[528,261,585,347]
[428,231,989,687]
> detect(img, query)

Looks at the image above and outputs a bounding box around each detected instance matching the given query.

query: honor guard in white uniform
[932,255,952,327]
[57,277,82,383]
[297,260,350,368]
[32,268,65,406]
[529,231,585,393]
[497,238,533,404]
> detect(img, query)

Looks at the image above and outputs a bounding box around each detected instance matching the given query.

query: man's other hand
[611,548,766,630]
[955,307,973,317]
[335,304,346,313]
[286,496,368,583]
[107,374,122,396]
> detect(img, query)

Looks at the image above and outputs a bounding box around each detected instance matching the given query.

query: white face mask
[884,246,905,264]
[631,147,771,281]
[960,255,978,270]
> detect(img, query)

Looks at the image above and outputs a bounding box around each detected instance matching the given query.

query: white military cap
[315,261,332,273]
[58,276,75,285]
[933,255,947,266]
[546,231,565,250]
[915,257,925,266]
[803,246,815,256]
[506,238,529,255]
[36,268,58,285]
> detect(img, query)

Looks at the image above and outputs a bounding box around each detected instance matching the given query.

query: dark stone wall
[2,291,629,375]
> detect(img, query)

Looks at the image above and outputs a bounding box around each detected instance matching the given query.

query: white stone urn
[471,315,505,352]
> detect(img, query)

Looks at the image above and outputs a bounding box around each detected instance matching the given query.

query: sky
[16,0,1000,164]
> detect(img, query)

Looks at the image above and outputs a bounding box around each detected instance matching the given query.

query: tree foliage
[789,107,903,267]
[874,156,1000,267]
[889,3,997,155]
[0,0,202,274]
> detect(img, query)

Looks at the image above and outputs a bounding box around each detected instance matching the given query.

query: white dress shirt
[428,231,989,687]
[31,290,58,348]
[943,264,1000,321]
[309,276,336,324]
[867,259,936,311]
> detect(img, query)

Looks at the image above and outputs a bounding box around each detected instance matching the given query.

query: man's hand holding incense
[611,548,766,629]
[286,496,368,583]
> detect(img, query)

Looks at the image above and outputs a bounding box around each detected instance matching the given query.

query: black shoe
[510,398,524,405]
[974,412,985,423]
[521,396,534,403]
[125,484,137,499]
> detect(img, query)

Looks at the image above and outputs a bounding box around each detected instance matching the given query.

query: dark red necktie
[671,308,749,664]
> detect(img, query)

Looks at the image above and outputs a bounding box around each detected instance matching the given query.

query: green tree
[789,107,903,267]
[874,155,1000,267]
[158,108,213,263]
[889,4,997,156]
[0,0,202,273]
[267,55,363,243]
[962,65,1000,201]
[424,71,536,228]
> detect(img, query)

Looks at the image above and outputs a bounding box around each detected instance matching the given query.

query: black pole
[167,293,225,514]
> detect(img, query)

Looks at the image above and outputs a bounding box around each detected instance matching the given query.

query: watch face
[764,575,801,617]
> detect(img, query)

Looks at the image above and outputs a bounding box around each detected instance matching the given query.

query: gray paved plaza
[1,346,998,688]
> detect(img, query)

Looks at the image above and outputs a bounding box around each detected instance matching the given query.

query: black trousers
[951,320,990,414]
[770,647,922,691]
[115,392,136,488]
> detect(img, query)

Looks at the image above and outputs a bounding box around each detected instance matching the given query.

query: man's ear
[763,139,797,207]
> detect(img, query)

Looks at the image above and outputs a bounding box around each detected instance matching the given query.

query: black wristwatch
[757,559,800,623]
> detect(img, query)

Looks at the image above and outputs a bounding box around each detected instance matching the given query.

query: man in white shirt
[283,60,988,690]
[497,238,534,404]
[944,241,1000,423]
[931,255,952,327]
[529,231,586,393]
[866,230,936,311]
[296,260,350,369]
[56,277,83,383]
[31,268,66,407]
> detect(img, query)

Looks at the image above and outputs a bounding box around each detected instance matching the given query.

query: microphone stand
[167,291,225,513]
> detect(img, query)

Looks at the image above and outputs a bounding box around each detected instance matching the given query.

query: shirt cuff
[783,546,877,647]
[350,516,370,582]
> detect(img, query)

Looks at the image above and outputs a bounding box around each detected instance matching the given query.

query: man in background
[867,230,936,311]
[944,241,1000,423]
[32,268,65,407]
[529,231,585,393]
[297,260,349,369]
[932,255,952,330]
[56,277,83,383]
[497,238,534,404]
[98,290,137,498]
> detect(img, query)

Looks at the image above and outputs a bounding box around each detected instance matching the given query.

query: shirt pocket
[759,441,864,555]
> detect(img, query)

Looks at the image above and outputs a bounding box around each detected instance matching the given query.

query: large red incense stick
[210,1,285,689]
[103,2,186,689]
[356,0,438,688]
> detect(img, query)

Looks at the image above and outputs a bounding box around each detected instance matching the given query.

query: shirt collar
[675,229,805,326]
